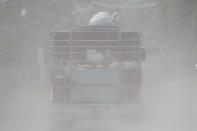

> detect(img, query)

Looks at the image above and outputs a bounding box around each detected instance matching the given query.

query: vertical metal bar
[118,29,122,65]
[70,31,73,66]
[117,29,124,103]
[139,32,143,64]
[65,31,73,103]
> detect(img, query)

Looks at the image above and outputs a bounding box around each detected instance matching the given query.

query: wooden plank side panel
[121,32,141,40]
[51,32,70,40]
[51,41,140,47]
[49,31,142,62]
[50,53,141,61]
[51,31,142,41]
[70,41,120,46]
[72,32,119,40]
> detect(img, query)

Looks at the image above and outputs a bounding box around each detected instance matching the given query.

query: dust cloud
[0,0,197,131]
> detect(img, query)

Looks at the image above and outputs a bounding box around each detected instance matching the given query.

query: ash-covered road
[0,53,197,131]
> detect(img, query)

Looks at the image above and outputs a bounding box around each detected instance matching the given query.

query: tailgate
[69,69,123,103]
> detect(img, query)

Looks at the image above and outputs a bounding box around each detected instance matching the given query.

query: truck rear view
[47,25,145,107]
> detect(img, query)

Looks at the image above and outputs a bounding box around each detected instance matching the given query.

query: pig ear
[111,12,119,21]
